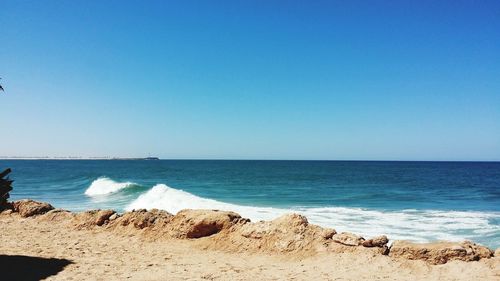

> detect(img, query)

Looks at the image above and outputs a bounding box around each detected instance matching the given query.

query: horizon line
[0,157,499,163]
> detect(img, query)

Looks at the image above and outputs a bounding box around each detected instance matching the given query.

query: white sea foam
[126,184,288,221]
[126,184,500,246]
[85,177,136,196]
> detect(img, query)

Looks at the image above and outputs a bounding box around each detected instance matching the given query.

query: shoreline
[1,199,499,280]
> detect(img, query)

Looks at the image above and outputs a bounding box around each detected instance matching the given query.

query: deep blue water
[1,160,499,248]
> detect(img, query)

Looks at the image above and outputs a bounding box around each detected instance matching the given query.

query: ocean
[1,160,499,249]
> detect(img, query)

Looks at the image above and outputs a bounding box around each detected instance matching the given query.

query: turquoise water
[2,160,499,248]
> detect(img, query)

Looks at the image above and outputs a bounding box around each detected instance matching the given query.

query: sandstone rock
[1,208,13,215]
[95,210,115,226]
[109,213,118,221]
[362,235,389,247]
[389,240,493,264]
[205,213,335,254]
[169,209,245,238]
[240,214,309,235]
[239,214,308,239]
[380,245,390,255]
[321,228,337,239]
[73,209,116,228]
[41,209,74,221]
[332,232,365,246]
[495,248,500,257]
[114,209,172,229]
[12,199,54,217]
[461,241,493,259]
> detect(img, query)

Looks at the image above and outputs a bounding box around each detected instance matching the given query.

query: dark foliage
[1,168,13,210]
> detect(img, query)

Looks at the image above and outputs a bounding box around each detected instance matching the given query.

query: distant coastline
[0,157,499,162]
[0,156,160,160]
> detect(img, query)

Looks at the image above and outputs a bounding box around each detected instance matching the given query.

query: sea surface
[1,160,499,249]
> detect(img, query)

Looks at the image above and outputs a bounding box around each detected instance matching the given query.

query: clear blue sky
[1,1,499,160]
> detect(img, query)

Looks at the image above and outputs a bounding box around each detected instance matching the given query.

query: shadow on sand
[0,255,72,281]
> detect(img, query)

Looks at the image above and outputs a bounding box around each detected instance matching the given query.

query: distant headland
[0,156,160,160]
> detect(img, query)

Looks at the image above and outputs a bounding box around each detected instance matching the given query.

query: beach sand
[0,202,499,281]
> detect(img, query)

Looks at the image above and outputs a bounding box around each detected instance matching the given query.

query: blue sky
[1,1,499,160]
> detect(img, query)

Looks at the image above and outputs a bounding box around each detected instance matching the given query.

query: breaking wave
[126,184,500,247]
[85,177,137,196]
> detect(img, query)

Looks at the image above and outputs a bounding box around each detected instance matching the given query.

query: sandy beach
[1,200,499,281]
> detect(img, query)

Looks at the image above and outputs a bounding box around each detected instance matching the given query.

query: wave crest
[126,184,286,221]
[85,177,136,196]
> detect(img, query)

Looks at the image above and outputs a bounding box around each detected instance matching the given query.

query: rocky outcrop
[67,208,242,239]
[206,213,336,254]
[2,198,497,265]
[12,200,54,217]
[168,209,246,238]
[73,209,116,229]
[389,240,493,264]
[332,232,365,246]
[361,235,390,255]
[41,209,74,221]
[112,209,173,229]
[362,235,389,247]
